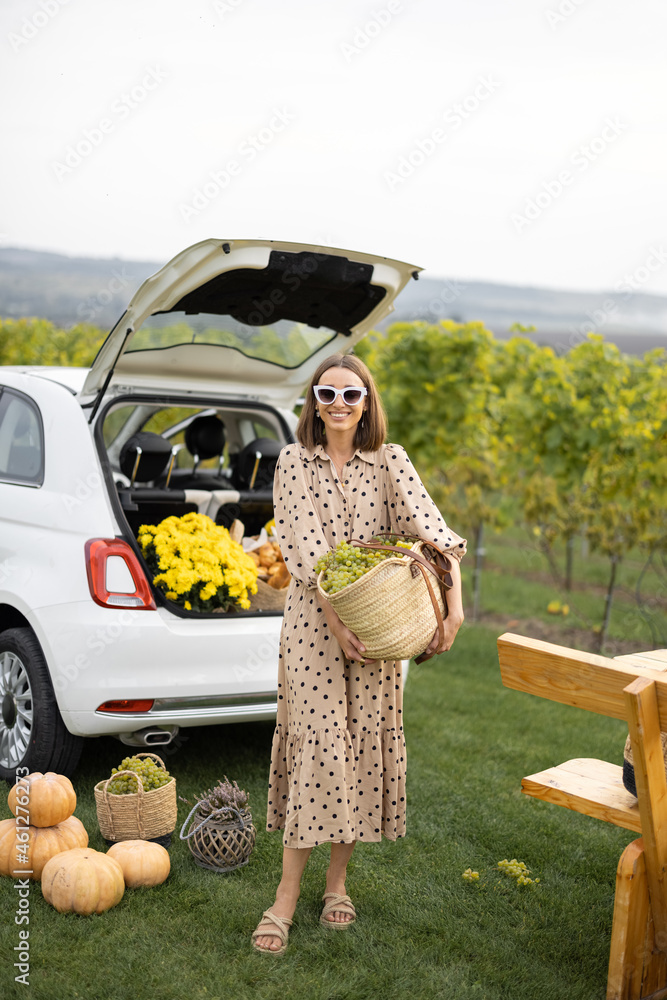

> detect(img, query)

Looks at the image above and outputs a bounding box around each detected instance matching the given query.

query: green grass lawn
[0,624,634,1000]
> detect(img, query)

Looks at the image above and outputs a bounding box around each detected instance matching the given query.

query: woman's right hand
[320,598,377,664]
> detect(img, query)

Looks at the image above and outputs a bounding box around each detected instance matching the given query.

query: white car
[0,238,419,778]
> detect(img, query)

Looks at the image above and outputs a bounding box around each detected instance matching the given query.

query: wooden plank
[498,633,667,727]
[625,678,667,950]
[607,839,650,1000]
[616,652,667,674]
[642,944,667,998]
[522,758,641,833]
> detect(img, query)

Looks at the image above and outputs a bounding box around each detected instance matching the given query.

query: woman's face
[315,366,367,439]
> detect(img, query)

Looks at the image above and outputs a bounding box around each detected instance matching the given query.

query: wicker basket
[180,804,256,873]
[248,578,289,612]
[317,539,448,662]
[94,753,177,844]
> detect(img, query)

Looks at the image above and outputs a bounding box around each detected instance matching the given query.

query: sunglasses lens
[315,387,336,404]
[343,389,363,405]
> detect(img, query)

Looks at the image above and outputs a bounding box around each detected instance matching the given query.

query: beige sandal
[320,892,356,929]
[252,908,293,955]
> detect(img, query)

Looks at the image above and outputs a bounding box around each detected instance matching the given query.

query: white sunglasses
[313,385,368,406]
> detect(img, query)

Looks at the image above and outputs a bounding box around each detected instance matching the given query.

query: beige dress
[267,441,466,848]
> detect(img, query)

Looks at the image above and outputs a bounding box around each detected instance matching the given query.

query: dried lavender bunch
[180,776,249,819]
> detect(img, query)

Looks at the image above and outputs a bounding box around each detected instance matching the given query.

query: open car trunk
[88,239,421,617]
[97,393,292,616]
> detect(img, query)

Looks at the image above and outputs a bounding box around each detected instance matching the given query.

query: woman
[252,353,466,954]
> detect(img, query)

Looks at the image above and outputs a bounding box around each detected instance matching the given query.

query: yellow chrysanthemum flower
[137,513,259,613]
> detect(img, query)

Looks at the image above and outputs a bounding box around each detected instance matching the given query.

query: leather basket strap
[350,538,452,589]
[413,563,446,664]
[365,532,454,588]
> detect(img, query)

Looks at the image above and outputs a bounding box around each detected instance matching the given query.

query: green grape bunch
[107,755,172,795]
[315,537,413,595]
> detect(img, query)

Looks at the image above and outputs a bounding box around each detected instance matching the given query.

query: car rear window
[127,313,337,369]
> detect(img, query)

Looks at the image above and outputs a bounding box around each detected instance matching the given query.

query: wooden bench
[497,632,667,1000]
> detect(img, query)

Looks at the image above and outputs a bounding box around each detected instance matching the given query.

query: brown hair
[296,353,387,451]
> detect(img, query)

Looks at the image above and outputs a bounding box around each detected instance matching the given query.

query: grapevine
[315,537,412,595]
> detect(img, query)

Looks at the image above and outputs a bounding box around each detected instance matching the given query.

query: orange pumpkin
[0,814,88,879]
[107,840,170,888]
[8,772,76,828]
[41,848,125,915]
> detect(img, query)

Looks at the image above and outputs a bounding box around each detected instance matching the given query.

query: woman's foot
[320,890,356,928]
[252,909,293,955]
[253,887,299,953]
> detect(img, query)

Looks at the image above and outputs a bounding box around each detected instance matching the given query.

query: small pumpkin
[8,772,76,828]
[107,839,170,888]
[41,848,125,915]
[0,814,88,880]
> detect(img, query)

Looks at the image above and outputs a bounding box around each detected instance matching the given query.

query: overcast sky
[2,0,667,295]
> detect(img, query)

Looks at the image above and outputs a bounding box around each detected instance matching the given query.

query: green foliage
[358,320,510,538]
[0,316,105,367]
[358,321,667,639]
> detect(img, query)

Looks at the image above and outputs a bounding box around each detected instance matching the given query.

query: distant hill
[1,246,666,356]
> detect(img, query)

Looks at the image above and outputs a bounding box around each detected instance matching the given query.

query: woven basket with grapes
[179,777,256,873]
[94,752,177,846]
[315,533,453,662]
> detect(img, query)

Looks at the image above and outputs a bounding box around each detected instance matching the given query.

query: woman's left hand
[421,613,464,658]
[421,554,465,658]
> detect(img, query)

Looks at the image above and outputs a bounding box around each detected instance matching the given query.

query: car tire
[0,627,84,782]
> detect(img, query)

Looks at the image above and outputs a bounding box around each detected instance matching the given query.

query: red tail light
[97,699,155,713]
[85,538,156,610]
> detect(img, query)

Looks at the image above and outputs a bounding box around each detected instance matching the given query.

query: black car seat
[164,414,228,491]
[119,431,173,486]
[217,436,281,535]
[232,437,282,490]
[117,431,208,535]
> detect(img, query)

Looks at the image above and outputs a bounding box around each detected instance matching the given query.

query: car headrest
[119,432,172,483]
[184,414,225,462]
[236,437,282,489]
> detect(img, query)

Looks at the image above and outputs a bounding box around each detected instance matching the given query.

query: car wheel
[0,627,84,782]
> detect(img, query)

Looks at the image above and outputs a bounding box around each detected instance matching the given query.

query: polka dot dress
[267,442,466,848]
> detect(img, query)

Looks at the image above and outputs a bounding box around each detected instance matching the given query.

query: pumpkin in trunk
[107,839,170,888]
[8,772,76,828]
[0,814,88,880]
[41,848,125,915]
